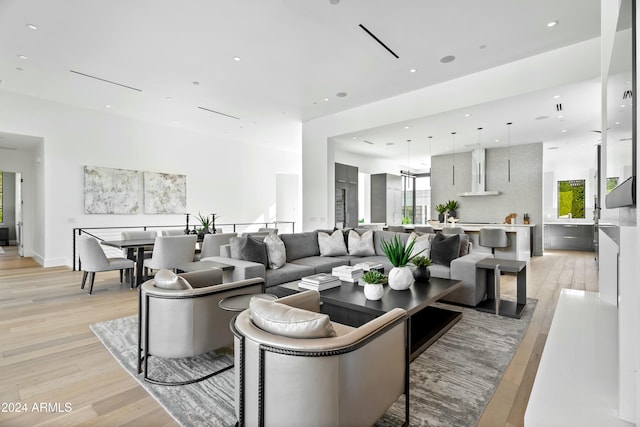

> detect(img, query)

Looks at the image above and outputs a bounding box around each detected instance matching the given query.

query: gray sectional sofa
[203,229,491,306]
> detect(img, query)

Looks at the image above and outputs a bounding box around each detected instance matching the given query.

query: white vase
[388,266,414,290]
[363,283,384,300]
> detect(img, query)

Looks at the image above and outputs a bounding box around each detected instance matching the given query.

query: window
[557,179,585,219]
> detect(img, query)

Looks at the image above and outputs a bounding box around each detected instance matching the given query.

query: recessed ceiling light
[324,98,329,102]
[464,113,471,117]
[410,68,417,73]
[440,55,455,63]
[404,126,410,129]
[173,120,181,125]
[547,20,558,28]
[165,96,173,100]
[18,55,28,60]
[561,129,567,133]
[104,104,112,108]
[553,95,561,99]
[336,92,347,97]
[26,24,38,30]
[495,139,500,142]
[616,121,621,125]
[621,104,626,108]
[352,137,357,140]
[233,56,241,61]
[557,115,564,119]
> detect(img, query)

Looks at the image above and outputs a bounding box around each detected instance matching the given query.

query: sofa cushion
[374,231,408,256]
[318,230,348,256]
[280,232,320,262]
[153,269,191,290]
[266,263,315,287]
[406,232,431,258]
[250,298,336,339]
[264,233,286,270]
[430,233,461,266]
[459,234,471,257]
[347,230,376,256]
[291,256,349,274]
[428,263,451,279]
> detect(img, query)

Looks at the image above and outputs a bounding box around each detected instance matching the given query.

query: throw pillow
[153,269,191,290]
[249,298,337,338]
[459,234,471,257]
[348,230,375,256]
[264,233,286,270]
[318,230,348,256]
[430,233,461,266]
[239,237,269,267]
[229,237,245,260]
[406,232,431,258]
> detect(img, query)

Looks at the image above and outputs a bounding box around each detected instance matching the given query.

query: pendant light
[477,127,483,186]
[451,132,456,185]
[506,122,513,182]
[428,136,433,171]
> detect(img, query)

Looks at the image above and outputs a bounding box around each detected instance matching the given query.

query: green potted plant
[435,203,448,223]
[411,255,433,282]
[196,212,212,237]
[446,200,460,218]
[380,235,424,290]
[361,270,387,300]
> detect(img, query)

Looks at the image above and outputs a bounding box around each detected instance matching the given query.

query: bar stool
[479,228,509,254]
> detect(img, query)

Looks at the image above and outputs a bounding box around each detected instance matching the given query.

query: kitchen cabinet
[544,223,594,251]
[335,163,358,228]
[371,173,402,225]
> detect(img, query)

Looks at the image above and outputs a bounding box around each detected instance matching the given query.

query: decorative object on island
[504,213,517,224]
[435,203,448,223]
[380,235,423,290]
[411,256,433,282]
[361,270,387,300]
[523,213,530,224]
[446,199,460,219]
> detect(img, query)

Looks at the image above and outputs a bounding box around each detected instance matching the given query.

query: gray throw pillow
[406,232,431,258]
[318,230,348,256]
[348,230,375,256]
[250,298,337,338]
[430,233,461,266]
[153,269,191,290]
[229,237,246,260]
[264,233,286,270]
[239,237,269,267]
[459,234,471,257]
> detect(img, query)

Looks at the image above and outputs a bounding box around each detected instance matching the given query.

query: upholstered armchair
[232,290,410,427]
[138,269,265,385]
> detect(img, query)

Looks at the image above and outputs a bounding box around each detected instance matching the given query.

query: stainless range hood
[457,148,500,197]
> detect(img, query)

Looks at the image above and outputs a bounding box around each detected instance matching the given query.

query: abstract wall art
[143,172,187,214]
[84,166,140,214]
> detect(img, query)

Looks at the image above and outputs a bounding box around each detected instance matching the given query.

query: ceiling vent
[623,90,633,99]
[555,103,563,112]
[197,106,240,120]
[69,70,142,92]
[364,140,374,145]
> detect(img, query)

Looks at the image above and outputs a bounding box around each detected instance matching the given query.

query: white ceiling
[0,0,607,159]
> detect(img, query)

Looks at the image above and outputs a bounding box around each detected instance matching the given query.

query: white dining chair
[198,232,238,260]
[78,237,134,294]
[143,235,198,274]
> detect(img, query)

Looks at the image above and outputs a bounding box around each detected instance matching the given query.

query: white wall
[0,91,301,267]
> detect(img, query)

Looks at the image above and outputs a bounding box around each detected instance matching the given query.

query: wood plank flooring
[0,245,598,426]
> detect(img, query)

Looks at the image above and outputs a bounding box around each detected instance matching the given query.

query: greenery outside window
[557,179,585,219]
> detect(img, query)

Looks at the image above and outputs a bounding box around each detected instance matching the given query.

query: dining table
[101,238,157,286]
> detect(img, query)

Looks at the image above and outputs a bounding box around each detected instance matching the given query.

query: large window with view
[401,172,431,224]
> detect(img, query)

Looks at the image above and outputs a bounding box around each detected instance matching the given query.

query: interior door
[15,172,23,256]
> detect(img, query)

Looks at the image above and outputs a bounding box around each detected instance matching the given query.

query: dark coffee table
[278,277,462,360]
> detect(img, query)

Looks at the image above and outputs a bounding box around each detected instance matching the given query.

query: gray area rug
[90,299,536,427]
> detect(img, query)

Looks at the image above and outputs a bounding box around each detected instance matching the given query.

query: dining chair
[78,237,134,294]
[121,230,157,260]
[143,235,198,275]
[198,232,238,259]
[479,228,509,255]
[161,229,186,236]
[258,227,278,234]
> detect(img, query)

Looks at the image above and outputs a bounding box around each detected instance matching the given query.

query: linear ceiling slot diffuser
[69,70,142,92]
[197,106,240,120]
[358,24,399,58]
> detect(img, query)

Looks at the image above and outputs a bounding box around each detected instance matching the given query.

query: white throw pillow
[264,232,286,270]
[250,298,337,338]
[348,230,375,256]
[318,230,348,256]
[407,232,431,258]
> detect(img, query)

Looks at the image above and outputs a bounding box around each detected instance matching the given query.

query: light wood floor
[0,246,598,426]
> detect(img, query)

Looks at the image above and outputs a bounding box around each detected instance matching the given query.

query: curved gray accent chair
[479,228,509,254]
[143,235,197,275]
[232,289,410,426]
[138,269,265,385]
[78,237,134,294]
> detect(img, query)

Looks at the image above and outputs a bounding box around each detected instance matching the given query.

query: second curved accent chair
[138,269,265,385]
[232,290,410,427]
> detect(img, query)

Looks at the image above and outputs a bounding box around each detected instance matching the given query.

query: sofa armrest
[447,252,493,306]
[200,255,266,282]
